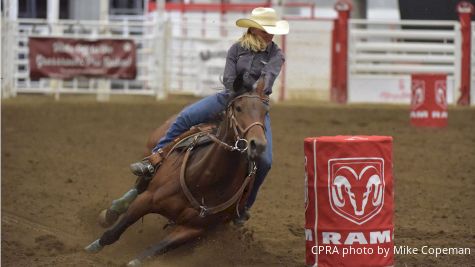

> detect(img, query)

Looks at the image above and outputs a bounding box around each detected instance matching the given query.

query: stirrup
[130,160,155,177]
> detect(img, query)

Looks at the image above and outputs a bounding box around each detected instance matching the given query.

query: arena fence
[347,19,460,104]
[2,8,472,104]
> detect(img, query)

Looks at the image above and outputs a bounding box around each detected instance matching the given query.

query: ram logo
[328,158,385,225]
[434,80,447,109]
[411,80,425,109]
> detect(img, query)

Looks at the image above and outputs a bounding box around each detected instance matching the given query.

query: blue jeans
[153,91,272,209]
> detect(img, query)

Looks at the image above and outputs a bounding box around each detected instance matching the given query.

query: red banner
[456,1,474,105]
[29,37,136,79]
[305,136,394,267]
[410,74,448,128]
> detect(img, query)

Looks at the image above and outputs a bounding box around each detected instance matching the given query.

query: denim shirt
[222,41,285,95]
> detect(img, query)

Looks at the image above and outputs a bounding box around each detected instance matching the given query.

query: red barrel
[410,74,448,127]
[305,136,394,267]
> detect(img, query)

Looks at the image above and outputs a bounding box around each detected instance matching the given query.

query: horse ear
[254,74,266,97]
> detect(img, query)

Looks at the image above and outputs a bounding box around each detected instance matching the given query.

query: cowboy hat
[236,7,289,35]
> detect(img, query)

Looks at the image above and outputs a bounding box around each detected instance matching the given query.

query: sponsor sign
[29,37,136,79]
[304,136,394,267]
[410,74,448,127]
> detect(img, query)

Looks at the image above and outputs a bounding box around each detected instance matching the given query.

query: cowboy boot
[129,150,164,177]
[130,127,205,177]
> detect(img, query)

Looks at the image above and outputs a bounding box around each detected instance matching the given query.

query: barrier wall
[305,136,394,267]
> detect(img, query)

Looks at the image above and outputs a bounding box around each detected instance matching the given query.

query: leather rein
[179,94,267,218]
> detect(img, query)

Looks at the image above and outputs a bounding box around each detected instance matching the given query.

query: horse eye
[235,106,242,112]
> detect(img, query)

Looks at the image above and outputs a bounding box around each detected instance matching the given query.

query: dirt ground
[2,95,474,267]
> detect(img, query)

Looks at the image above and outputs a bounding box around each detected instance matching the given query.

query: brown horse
[85,75,268,266]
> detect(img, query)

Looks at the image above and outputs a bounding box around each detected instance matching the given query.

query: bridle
[208,94,268,153]
[228,94,267,139]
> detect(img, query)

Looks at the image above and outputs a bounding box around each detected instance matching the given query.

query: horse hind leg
[127,225,205,267]
[85,191,153,253]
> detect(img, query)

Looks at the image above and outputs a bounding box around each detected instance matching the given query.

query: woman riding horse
[108,7,289,225]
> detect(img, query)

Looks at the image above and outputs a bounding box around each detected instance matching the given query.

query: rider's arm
[261,44,285,95]
[223,43,239,91]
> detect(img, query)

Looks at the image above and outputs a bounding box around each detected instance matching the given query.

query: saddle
[165,124,217,157]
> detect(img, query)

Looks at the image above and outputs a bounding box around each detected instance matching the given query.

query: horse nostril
[250,140,257,152]
[249,139,266,157]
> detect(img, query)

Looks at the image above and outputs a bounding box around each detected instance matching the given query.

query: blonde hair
[238,30,267,52]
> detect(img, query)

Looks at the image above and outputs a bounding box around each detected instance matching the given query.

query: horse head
[227,73,268,160]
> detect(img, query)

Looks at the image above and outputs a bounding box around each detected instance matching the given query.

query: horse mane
[231,72,265,98]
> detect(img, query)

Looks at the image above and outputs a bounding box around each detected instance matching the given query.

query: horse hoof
[84,239,103,253]
[98,209,119,228]
[127,259,142,267]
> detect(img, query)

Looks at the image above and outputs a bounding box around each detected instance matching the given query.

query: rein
[179,93,266,218]
[180,144,257,217]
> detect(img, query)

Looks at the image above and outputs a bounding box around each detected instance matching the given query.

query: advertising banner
[29,37,136,79]
[305,136,394,267]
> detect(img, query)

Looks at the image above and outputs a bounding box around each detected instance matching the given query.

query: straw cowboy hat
[236,7,289,35]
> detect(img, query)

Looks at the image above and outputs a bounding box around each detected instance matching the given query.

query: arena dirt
[2,95,474,266]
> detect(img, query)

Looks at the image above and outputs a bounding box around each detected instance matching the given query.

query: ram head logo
[328,158,385,225]
[411,80,425,109]
[434,80,447,109]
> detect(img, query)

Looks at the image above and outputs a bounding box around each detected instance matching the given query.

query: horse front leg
[127,225,205,267]
[98,175,152,228]
[85,191,153,253]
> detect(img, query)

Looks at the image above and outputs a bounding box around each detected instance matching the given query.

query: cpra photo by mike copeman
[311,244,472,259]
